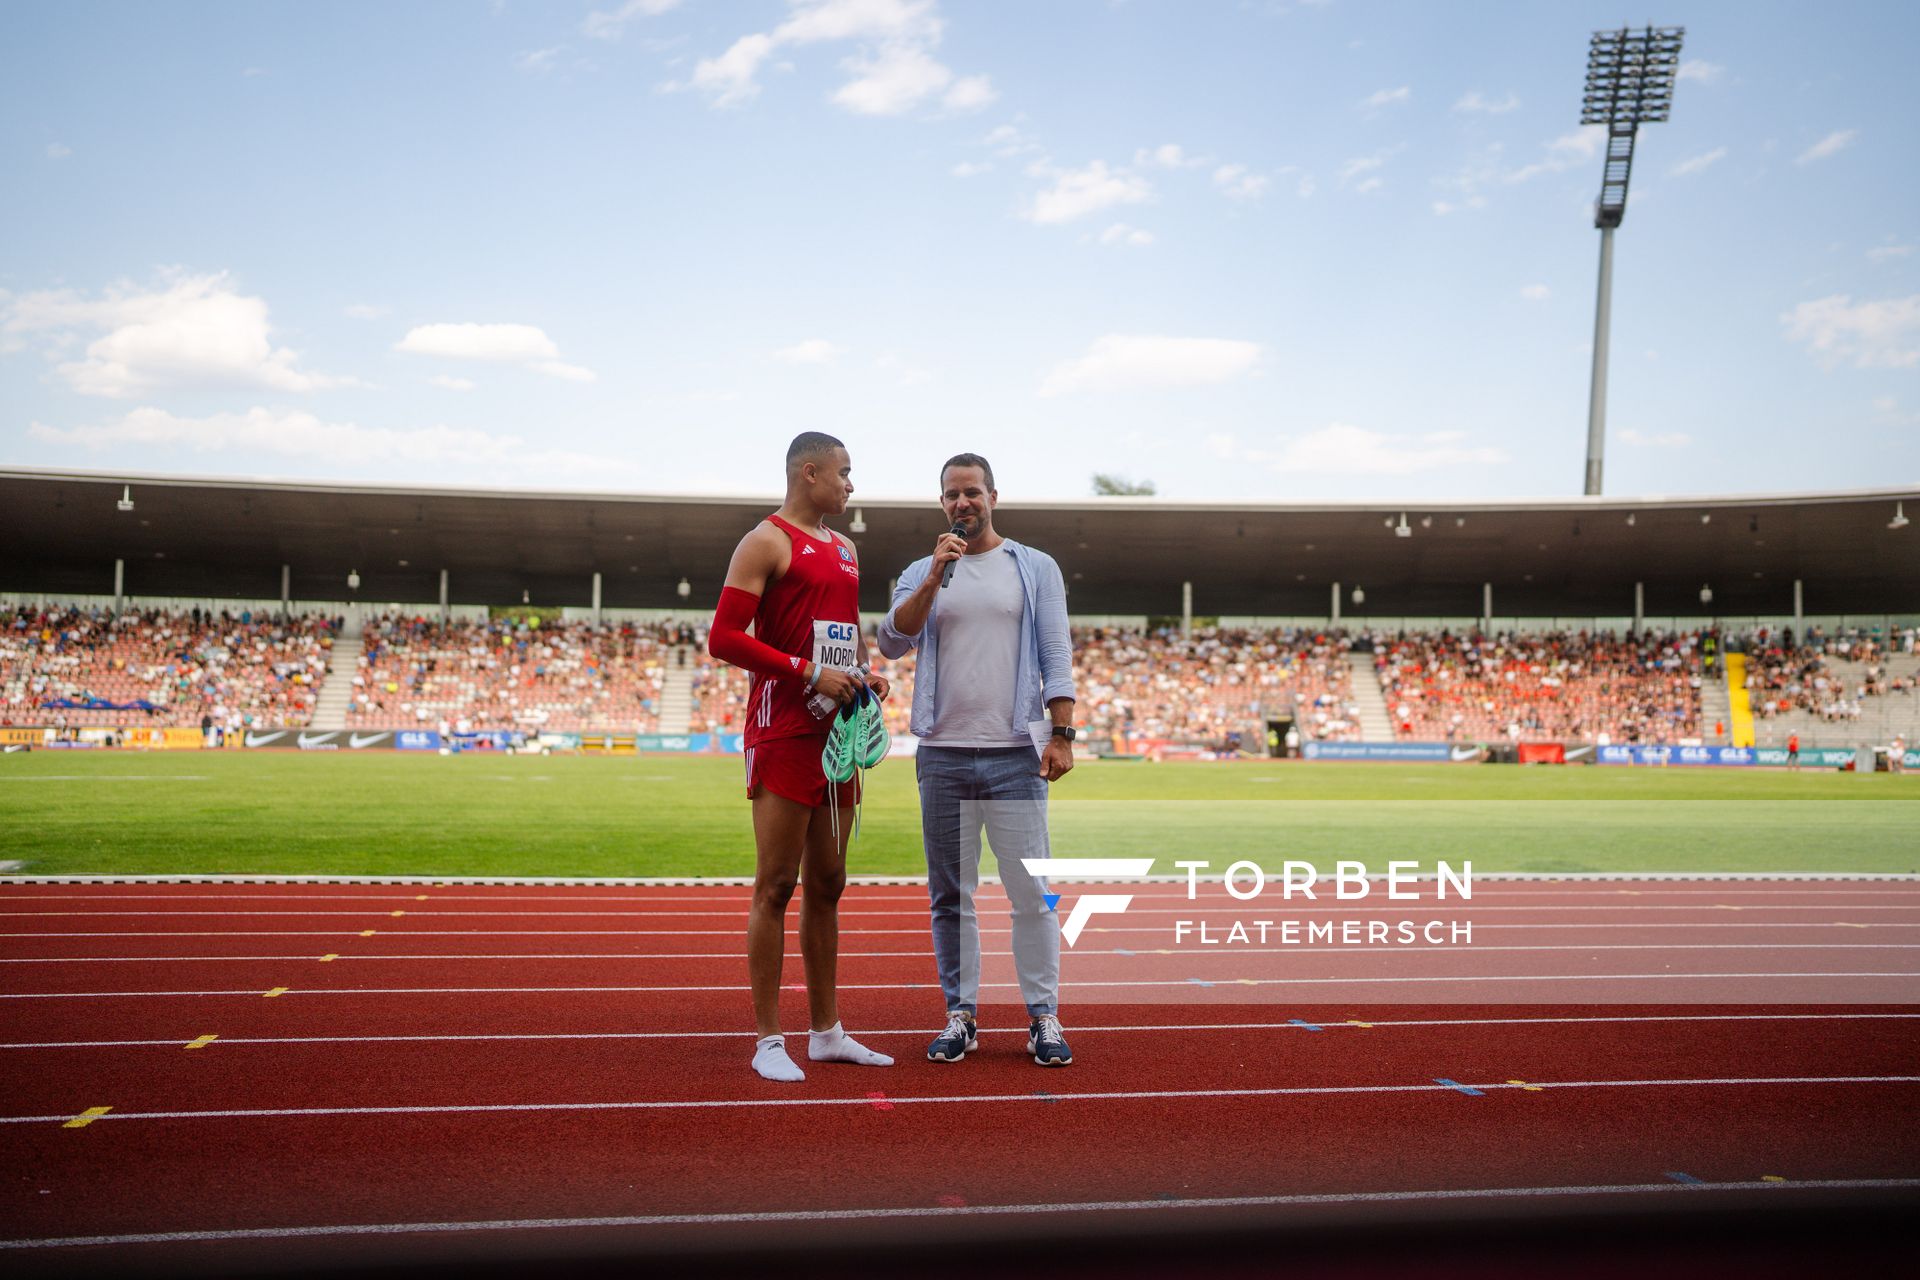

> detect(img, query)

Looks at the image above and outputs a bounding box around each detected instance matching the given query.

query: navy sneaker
[927,1011,977,1062]
[1028,1014,1073,1066]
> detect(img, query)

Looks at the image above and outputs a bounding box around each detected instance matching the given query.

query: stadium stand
[1740,626,1920,746]
[1077,626,1359,747]
[346,616,667,732]
[1372,629,1708,745]
[0,605,334,729]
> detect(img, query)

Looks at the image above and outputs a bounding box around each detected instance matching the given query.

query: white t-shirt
[921,546,1030,748]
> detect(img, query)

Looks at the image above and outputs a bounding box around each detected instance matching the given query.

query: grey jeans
[915,744,1059,1017]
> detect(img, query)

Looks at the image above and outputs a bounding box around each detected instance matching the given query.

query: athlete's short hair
[786,431,846,478]
[940,453,995,493]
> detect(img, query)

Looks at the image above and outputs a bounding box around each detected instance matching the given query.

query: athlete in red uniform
[708,432,894,1082]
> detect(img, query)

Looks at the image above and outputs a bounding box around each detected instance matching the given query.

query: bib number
[812,620,858,673]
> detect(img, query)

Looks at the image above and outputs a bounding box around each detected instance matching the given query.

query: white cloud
[582,0,682,42]
[343,303,388,320]
[1519,284,1550,301]
[515,47,565,75]
[1619,428,1692,448]
[690,33,777,107]
[1506,127,1604,184]
[1024,160,1151,225]
[1452,90,1518,114]
[429,375,476,392]
[46,142,73,160]
[1135,143,1202,169]
[28,406,635,476]
[682,0,987,119]
[984,123,1042,158]
[951,160,991,178]
[1867,243,1913,263]
[942,75,996,111]
[1432,196,1486,216]
[1670,146,1728,177]
[1781,294,1920,369]
[1212,164,1269,200]
[1039,335,1261,396]
[1234,424,1508,476]
[1339,152,1391,189]
[773,338,843,364]
[1361,86,1410,109]
[395,322,597,382]
[1796,130,1857,164]
[1098,223,1154,248]
[1,271,348,398]
[833,43,953,115]
[1677,59,1725,84]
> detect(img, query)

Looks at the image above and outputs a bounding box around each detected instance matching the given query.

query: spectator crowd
[348,615,669,733]
[0,605,335,731]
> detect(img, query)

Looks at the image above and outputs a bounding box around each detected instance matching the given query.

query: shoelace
[1034,1015,1064,1047]
[944,1013,972,1041]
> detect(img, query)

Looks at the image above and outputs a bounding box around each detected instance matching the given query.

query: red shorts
[745,734,860,808]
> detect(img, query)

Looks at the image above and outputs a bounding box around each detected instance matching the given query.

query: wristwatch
[1050,725,1077,741]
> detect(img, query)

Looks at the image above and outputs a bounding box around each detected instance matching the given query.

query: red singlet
[743,514,861,747]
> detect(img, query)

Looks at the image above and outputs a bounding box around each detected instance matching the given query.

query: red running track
[0,879,1916,1274]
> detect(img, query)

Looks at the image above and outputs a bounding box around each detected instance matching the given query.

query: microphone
[939,521,967,588]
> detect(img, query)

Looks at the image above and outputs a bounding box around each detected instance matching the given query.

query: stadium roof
[3,466,1915,619]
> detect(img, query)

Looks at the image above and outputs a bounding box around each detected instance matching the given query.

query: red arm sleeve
[709,586,808,683]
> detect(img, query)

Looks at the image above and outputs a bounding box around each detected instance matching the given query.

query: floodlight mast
[1581,24,1684,495]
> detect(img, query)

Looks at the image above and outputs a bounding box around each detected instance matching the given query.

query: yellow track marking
[390,910,406,918]
[1506,1079,1545,1092]
[319,953,339,962]
[64,1106,112,1129]
[184,1035,218,1050]
[1762,1175,1786,1183]
[1346,1020,1373,1029]
[263,987,289,998]
[360,930,376,937]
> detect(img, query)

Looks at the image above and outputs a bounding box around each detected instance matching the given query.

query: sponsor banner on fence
[1300,741,1479,763]
[1597,745,1755,766]
[0,728,43,746]
[130,728,209,751]
[1517,743,1566,764]
[395,730,442,751]
[1752,746,1865,769]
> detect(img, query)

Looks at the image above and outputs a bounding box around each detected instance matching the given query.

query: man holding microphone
[877,453,1080,1066]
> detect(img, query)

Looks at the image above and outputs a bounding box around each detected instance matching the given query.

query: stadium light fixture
[1699,584,1713,606]
[1351,586,1366,606]
[116,485,135,513]
[1580,24,1684,496]
[1891,501,1911,530]
[521,589,530,604]
[848,508,867,534]
[676,577,692,600]
[1393,513,1412,538]
[346,569,360,591]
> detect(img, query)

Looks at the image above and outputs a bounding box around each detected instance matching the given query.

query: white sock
[807,1021,895,1067]
[752,1034,806,1082]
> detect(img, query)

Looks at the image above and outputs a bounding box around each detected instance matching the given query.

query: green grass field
[1,752,1914,878]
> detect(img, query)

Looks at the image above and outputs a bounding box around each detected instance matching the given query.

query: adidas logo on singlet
[801,545,816,555]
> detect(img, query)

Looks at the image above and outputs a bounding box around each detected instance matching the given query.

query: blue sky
[3,0,1916,503]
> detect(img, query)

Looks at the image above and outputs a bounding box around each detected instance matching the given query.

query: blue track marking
[1434,1078,1486,1096]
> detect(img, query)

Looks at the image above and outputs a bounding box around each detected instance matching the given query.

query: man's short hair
[940,452,995,492]
[787,431,845,477]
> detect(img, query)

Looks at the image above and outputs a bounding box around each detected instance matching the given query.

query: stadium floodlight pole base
[1584,224,1615,496]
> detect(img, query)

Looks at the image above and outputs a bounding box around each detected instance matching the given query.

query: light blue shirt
[876,537,1077,742]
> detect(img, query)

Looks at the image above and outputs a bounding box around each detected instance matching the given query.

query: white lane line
[2,1075,1915,1128]
[6,1178,1918,1250]
[8,922,1918,938]
[7,904,1920,918]
[5,1177,1919,1250]
[8,872,1918,884]
[4,972,1916,999]
[7,1012,1917,1052]
[7,943,1920,964]
[16,887,1920,903]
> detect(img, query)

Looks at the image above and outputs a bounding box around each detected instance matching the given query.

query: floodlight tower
[1581,24,1684,495]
